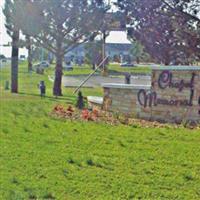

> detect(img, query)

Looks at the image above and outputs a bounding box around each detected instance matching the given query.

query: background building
[64,42,132,64]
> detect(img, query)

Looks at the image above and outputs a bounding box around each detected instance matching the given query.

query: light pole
[101,0,111,76]
[101,29,110,76]
[102,30,106,74]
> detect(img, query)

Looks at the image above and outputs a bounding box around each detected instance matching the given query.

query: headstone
[36,67,44,74]
[125,73,131,84]
[5,81,9,90]
[39,81,46,97]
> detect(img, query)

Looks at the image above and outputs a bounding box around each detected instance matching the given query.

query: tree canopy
[162,0,200,23]
[85,41,102,68]
[14,0,108,95]
[116,0,200,65]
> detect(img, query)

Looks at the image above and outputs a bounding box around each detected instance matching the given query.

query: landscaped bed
[51,104,200,129]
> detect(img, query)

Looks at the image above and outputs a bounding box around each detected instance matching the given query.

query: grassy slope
[0,62,200,200]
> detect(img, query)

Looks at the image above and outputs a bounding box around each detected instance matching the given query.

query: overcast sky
[0,0,130,57]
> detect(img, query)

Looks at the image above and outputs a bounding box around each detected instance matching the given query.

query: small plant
[43,192,55,199]
[182,119,199,129]
[184,172,195,181]
[68,158,75,164]
[53,105,65,113]
[81,109,99,121]
[81,109,90,120]
[53,105,74,117]
[66,105,74,116]
[11,177,19,184]
[63,169,68,177]
[86,159,94,166]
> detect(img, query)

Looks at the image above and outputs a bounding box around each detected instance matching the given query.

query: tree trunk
[28,49,33,72]
[27,36,33,72]
[11,29,19,93]
[53,49,63,96]
[164,51,170,65]
[164,59,170,65]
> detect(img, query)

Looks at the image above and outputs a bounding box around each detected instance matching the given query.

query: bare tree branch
[162,0,200,23]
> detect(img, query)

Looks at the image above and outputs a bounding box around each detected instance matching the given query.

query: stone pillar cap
[102,83,151,90]
[151,66,200,71]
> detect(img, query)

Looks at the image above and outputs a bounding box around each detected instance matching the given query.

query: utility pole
[101,0,111,76]
[102,30,106,75]
[40,48,44,61]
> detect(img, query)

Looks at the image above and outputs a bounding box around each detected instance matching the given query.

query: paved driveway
[62,75,151,88]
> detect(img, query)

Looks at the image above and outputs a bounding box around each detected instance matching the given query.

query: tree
[18,35,34,72]
[26,35,33,72]
[116,0,200,65]
[3,0,20,93]
[129,40,150,64]
[16,0,108,96]
[85,41,102,69]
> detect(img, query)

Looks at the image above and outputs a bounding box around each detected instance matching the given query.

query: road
[0,60,10,68]
[62,75,151,88]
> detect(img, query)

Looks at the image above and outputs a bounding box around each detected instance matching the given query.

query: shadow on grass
[18,92,75,104]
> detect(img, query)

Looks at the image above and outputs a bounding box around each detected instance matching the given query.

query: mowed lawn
[0,63,200,199]
[59,63,151,76]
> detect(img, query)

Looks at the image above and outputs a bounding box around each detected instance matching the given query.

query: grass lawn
[48,63,151,77]
[0,62,200,199]
[108,63,151,75]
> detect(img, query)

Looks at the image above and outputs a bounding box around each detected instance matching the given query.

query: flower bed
[50,105,200,129]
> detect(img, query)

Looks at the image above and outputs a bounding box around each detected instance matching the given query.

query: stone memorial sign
[137,66,200,123]
[101,66,200,124]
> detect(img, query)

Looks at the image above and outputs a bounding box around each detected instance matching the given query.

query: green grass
[63,65,95,76]
[108,63,151,75]
[0,62,200,199]
[46,63,151,77]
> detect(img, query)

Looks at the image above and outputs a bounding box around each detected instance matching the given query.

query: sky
[0,0,131,58]
[0,0,28,57]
